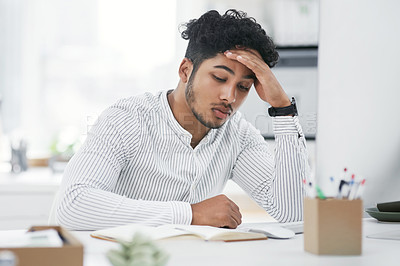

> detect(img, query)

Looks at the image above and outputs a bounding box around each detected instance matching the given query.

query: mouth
[212,107,232,119]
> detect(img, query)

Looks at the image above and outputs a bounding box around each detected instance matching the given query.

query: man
[56,9,309,230]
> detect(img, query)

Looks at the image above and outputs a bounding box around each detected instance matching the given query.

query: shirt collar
[160,90,191,138]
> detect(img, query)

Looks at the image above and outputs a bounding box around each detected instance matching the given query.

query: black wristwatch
[268,97,298,117]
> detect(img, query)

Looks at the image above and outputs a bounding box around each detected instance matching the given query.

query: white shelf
[0,168,62,230]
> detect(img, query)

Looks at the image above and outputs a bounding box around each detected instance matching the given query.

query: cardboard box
[0,226,83,266]
[304,197,362,255]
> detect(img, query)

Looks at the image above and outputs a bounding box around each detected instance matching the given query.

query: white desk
[67,218,399,266]
[1,219,398,265]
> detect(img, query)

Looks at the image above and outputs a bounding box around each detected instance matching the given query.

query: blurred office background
[0,0,319,229]
[0,0,318,159]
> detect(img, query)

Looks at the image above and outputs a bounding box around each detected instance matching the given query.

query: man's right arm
[56,105,192,230]
[190,194,242,228]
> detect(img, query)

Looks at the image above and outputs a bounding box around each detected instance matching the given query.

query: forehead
[199,53,253,76]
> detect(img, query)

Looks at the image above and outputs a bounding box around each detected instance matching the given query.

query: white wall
[317,0,400,206]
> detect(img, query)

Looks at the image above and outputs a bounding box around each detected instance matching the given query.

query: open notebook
[91,223,298,242]
[91,224,267,242]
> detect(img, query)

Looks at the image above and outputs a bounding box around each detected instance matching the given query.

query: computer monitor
[316,0,400,207]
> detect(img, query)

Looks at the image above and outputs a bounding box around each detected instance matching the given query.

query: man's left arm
[231,116,309,222]
[225,47,309,222]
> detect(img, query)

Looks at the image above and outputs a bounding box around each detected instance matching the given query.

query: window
[0,0,177,158]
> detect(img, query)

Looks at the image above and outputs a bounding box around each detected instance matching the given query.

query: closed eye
[238,84,250,92]
[213,75,226,82]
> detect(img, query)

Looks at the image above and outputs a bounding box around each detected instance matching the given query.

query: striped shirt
[56,90,309,230]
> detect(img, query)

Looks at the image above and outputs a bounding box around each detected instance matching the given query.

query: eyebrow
[214,65,256,80]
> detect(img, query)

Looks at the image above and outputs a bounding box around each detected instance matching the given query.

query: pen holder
[304,197,362,255]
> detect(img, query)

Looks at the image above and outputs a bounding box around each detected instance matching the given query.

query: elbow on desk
[55,186,92,230]
[267,204,304,223]
[55,204,76,230]
[274,213,303,223]
[55,196,82,230]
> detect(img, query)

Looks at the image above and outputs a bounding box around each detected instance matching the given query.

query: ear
[178,58,193,84]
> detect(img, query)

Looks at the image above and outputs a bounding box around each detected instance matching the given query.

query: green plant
[106,233,169,266]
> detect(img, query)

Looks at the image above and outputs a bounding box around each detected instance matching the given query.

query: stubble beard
[185,80,225,129]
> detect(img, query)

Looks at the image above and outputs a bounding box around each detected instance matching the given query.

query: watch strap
[268,97,298,117]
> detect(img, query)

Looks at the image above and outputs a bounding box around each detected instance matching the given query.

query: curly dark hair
[180,9,279,75]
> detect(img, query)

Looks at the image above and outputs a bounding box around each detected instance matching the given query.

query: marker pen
[315,184,326,200]
[338,180,349,199]
[355,179,366,199]
[346,174,355,198]
[348,180,360,200]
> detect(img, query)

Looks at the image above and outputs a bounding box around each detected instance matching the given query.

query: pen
[338,168,349,198]
[309,181,315,198]
[303,179,308,195]
[338,180,350,199]
[329,176,336,191]
[348,179,360,200]
[355,179,366,199]
[342,168,348,181]
[315,184,326,200]
[303,179,313,197]
[346,174,355,198]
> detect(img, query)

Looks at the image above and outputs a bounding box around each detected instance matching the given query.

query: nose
[220,84,236,104]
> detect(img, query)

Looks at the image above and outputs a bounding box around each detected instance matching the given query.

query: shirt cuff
[170,201,193,225]
[273,116,304,137]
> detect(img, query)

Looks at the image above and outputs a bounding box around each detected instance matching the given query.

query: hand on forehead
[230,45,263,60]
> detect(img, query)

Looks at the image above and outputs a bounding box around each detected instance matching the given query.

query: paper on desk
[367,230,400,241]
[239,221,304,234]
[0,229,63,248]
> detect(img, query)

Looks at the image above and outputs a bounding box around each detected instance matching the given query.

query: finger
[225,51,265,73]
[227,201,242,225]
[224,217,238,229]
[225,50,254,62]
[230,209,242,226]
[218,213,237,228]
[236,55,259,69]
[224,51,254,70]
[233,51,267,70]
[228,199,241,214]
[233,45,262,58]
[227,48,263,61]
[235,55,268,78]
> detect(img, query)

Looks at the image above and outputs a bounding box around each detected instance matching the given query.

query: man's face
[185,52,255,129]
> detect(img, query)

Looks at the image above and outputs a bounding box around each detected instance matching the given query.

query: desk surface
[1,219,399,266]
[69,218,399,266]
